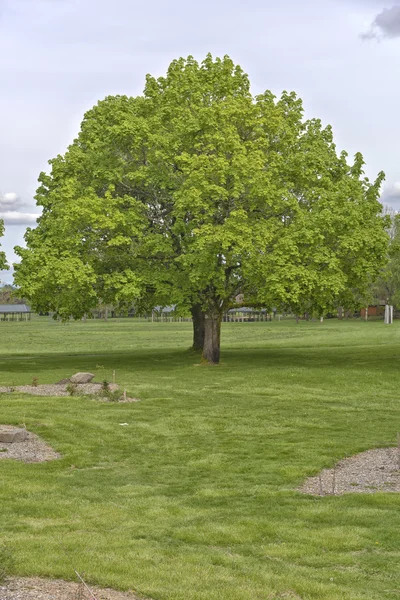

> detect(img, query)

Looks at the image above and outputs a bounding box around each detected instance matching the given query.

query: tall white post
[384,305,393,325]
[384,304,389,325]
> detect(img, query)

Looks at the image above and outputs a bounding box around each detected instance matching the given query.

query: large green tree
[14,55,388,363]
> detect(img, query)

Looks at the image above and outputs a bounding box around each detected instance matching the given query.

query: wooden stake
[74,570,98,600]
[331,467,336,495]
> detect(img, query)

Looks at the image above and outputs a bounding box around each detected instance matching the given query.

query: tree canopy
[14,55,388,362]
[370,206,400,306]
[0,284,26,305]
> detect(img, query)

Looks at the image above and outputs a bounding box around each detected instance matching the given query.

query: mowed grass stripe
[0,319,399,599]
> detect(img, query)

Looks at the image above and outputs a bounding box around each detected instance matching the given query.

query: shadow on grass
[0,342,398,370]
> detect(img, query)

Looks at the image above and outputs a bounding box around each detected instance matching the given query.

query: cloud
[0,211,38,225]
[0,192,39,225]
[361,5,400,40]
[382,181,400,198]
[380,181,400,208]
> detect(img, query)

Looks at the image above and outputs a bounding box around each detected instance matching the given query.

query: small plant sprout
[31,376,39,387]
[66,382,78,396]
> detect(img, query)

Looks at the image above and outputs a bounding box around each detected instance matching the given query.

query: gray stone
[0,428,27,443]
[56,378,71,385]
[69,372,95,384]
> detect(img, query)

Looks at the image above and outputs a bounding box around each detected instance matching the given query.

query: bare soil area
[299,447,400,496]
[0,384,139,403]
[0,428,60,463]
[0,577,142,600]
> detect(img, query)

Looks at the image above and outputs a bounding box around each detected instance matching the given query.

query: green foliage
[99,380,123,402]
[66,382,78,396]
[102,388,122,402]
[0,319,400,599]
[370,207,400,305]
[0,284,26,305]
[14,55,388,359]
[0,220,8,273]
[101,380,110,392]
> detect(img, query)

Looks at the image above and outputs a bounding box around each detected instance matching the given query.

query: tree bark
[202,311,222,364]
[190,304,205,351]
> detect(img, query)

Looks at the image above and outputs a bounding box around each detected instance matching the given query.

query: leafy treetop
[14,55,389,362]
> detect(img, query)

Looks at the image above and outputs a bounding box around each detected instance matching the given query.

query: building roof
[0,304,31,313]
[228,307,262,313]
[154,305,176,313]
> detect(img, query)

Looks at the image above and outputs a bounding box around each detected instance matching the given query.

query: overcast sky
[1,0,400,282]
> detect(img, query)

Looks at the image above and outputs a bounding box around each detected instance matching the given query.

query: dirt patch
[0,384,140,403]
[0,577,143,600]
[299,447,400,496]
[0,428,60,463]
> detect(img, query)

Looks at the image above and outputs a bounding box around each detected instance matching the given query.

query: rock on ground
[0,427,27,443]
[0,430,60,463]
[69,373,95,384]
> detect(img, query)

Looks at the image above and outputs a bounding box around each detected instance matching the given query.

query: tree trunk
[190,304,205,351]
[202,311,222,364]
[338,307,343,320]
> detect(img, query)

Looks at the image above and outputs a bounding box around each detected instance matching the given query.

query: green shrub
[101,380,110,392]
[66,382,78,396]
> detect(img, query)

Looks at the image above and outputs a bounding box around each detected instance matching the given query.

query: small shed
[360,304,386,318]
[0,304,32,321]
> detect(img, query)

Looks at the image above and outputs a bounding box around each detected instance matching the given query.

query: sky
[1,0,400,283]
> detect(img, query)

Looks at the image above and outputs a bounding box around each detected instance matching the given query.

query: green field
[0,318,400,600]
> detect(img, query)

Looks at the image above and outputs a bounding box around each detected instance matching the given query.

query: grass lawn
[0,317,400,600]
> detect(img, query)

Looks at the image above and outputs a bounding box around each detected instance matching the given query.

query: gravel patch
[299,447,400,496]
[0,384,140,403]
[0,428,60,463]
[0,577,142,600]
